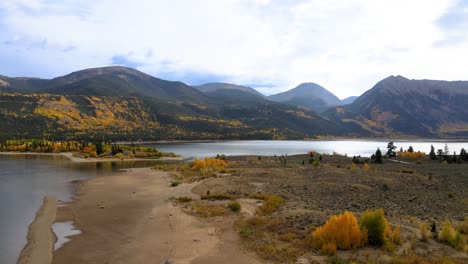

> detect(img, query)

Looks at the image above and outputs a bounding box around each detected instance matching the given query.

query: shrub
[191,157,227,172]
[89,151,97,158]
[362,163,370,170]
[350,163,357,170]
[458,217,468,234]
[419,222,432,241]
[238,216,268,239]
[176,196,192,203]
[201,193,234,200]
[251,194,284,215]
[312,211,362,250]
[228,201,241,212]
[360,209,390,246]
[392,227,401,245]
[439,220,457,246]
[170,181,180,187]
[398,151,426,159]
[321,242,337,255]
[313,160,320,167]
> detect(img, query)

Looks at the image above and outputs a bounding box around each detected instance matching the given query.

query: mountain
[196,83,265,98]
[0,67,353,140]
[341,96,358,105]
[1,66,209,103]
[325,75,468,137]
[268,83,342,113]
[0,75,49,93]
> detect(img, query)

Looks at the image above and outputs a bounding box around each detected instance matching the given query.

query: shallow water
[152,140,468,159]
[52,221,81,251]
[0,154,165,264]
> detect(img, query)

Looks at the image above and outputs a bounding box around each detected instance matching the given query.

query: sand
[17,196,58,264]
[52,168,260,264]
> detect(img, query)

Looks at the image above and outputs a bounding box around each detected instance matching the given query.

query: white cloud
[0,0,466,98]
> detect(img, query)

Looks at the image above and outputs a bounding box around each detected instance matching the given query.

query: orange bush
[362,163,370,170]
[312,211,363,250]
[320,242,337,255]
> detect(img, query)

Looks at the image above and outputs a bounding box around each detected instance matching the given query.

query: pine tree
[408,146,414,153]
[429,145,437,160]
[375,148,383,163]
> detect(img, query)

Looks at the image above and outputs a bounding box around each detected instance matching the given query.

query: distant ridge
[268,82,342,113]
[325,75,468,137]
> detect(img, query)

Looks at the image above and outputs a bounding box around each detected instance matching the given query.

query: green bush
[228,201,241,212]
[170,181,180,187]
[360,209,389,246]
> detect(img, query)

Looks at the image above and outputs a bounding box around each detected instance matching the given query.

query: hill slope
[325,76,468,137]
[268,83,342,113]
[0,67,354,140]
[196,83,265,98]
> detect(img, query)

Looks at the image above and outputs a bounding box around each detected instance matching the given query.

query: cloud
[0,0,467,98]
[111,55,144,68]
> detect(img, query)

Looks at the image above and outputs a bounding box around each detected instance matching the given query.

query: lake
[2,139,468,263]
[152,140,468,159]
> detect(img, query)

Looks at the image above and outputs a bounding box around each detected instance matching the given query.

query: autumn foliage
[398,151,426,159]
[191,157,228,172]
[312,211,363,251]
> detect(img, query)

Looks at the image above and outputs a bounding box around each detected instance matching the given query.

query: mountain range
[1,66,467,140]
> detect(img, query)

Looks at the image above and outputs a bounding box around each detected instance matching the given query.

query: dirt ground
[184,154,468,263]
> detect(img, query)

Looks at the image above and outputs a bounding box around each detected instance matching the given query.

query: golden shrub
[439,220,456,246]
[312,211,363,250]
[392,227,401,245]
[419,222,432,241]
[191,157,228,172]
[398,151,426,159]
[362,163,370,170]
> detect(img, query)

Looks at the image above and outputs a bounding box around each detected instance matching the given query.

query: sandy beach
[17,196,58,264]
[29,167,259,264]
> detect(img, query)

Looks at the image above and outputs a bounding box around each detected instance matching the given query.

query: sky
[0,0,467,98]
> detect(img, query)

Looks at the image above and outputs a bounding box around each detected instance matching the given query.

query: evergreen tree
[429,145,437,160]
[408,146,414,153]
[375,148,383,163]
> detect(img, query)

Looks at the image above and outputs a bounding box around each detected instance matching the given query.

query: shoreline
[0,152,183,162]
[17,196,58,264]
[119,138,468,144]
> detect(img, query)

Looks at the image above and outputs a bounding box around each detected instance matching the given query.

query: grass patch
[193,204,225,217]
[201,193,235,200]
[251,194,285,215]
[176,196,192,203]
[236,216,302,263]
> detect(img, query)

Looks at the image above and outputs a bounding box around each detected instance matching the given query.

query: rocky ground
[174,154,468,263]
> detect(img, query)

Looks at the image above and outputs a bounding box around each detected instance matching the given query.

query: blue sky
[1,0,467,98]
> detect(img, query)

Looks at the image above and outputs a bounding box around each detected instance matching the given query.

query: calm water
[152,140,468,159]
[0,154,164,264]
